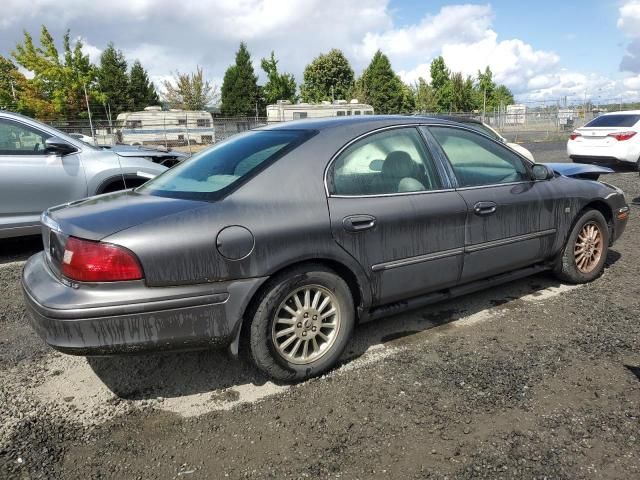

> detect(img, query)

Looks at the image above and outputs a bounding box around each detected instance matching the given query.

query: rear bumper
[22,252,266,355]
[569,155,638,168]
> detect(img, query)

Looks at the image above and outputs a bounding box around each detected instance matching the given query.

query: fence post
[185,113,192,155]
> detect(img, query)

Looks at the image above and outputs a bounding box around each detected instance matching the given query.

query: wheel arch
[229,256,369,357]
[95,174,148,194]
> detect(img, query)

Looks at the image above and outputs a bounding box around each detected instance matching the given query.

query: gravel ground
[0,144,638,479]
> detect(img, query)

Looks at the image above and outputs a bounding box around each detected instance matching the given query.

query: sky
[2,0,640,105]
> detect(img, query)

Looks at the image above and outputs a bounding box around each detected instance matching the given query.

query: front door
[0,119,87,233]
[426,125,558,282]
[326,127,468,305]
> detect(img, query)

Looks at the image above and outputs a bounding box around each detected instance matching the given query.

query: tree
[412,77,437,113]
[355,50,407,114]
[12,26,99,119]
[129,60,159,111]
[97,43,130,115]
[491,84,514,109]
[449,72,474,112]
[300,49,354,102]
[220,42,259,116]
[161,66,217,110]
[261,51,296,105]
[429,56,453,112]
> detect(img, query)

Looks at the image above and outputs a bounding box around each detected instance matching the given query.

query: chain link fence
[6,105,628,154]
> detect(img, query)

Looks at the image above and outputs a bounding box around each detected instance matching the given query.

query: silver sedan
[0,112,168,239]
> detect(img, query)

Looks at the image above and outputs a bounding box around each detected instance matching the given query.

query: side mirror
[45,137,78,156]
[532,164,554,181]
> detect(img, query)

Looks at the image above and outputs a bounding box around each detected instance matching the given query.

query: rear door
[425,125,558,283]
[0,118,87,232]
[326,126,468,306]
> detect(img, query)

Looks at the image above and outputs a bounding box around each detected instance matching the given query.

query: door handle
[343,214,376,232]
[473,201,497,216]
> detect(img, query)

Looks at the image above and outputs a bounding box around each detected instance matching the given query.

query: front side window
[138,129,312,200]
[0,119,49,155]
[330,128,442,196]
[429,126,529,187]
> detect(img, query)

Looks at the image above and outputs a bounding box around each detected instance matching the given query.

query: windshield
[585,114,640,128]
[137,129,312,200]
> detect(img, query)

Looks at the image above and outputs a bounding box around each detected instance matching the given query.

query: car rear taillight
[61,237,143,282]
[569,132,581,140]
[607,131,637,141]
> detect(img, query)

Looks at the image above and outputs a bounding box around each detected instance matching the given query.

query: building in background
[267,99,374,122]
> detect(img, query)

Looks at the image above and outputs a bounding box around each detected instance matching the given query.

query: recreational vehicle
[116,107,215,146]
[267,100,374,122]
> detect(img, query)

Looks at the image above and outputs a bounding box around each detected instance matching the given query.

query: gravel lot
[1,143,638,479]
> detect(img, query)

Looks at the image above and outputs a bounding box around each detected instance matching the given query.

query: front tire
[553,209,609,283]
[246,265,355,382]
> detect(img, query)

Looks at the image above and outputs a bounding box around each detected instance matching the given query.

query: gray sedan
[0,112,167,239]
[22,116,629,381]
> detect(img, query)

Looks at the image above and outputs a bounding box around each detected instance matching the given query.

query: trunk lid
[45,190,208,241]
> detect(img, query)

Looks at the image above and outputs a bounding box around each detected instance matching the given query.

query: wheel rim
[271,285,341,365]
[574,221,603,273]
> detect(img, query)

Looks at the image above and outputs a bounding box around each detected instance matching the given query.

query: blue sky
[392,0,623,75]
[2,0,640,104]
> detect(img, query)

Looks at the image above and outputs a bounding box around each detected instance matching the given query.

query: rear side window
[138,129,312,200]
[330,128,442,195]
[429,126,529,188]
[585,114,640,128]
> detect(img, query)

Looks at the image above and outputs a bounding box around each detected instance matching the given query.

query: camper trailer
[116,107,215,146]
[267,100,374,122]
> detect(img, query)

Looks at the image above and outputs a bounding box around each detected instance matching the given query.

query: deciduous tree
[261,51,296,105]
[300,49,354,102]
[161,66,217,110]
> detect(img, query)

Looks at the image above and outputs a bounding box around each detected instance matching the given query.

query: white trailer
[267,99,374,122]
[116,106,215,146]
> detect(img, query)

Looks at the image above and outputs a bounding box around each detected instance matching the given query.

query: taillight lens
[607,131,637,141]
[61,237,143,282]
[569,132,581,140]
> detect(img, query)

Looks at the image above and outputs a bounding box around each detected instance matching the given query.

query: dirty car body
[0,111,167,239]
[22,116,629,380]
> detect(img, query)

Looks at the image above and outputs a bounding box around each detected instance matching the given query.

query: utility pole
[331,85,335,103]
[482,89,487,123]
[83,83,95,141]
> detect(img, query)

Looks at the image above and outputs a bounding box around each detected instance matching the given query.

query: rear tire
[246,265,355,382]
[553,209,609,284]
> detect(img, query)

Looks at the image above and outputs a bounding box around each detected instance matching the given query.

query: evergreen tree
[355,50,406,114]
[429,56,453,112]
[220,42,259,116]
[129,60,159,110]
[261,51,296,105]
[97,43,130,115]
[300,49,354,102]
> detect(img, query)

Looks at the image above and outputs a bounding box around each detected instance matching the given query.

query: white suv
[568,111,640,169]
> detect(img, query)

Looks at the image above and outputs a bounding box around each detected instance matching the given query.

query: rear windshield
[585,114,640,128]
[137,129,312,200]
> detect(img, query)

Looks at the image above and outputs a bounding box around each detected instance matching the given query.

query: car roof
[258,115,462,132]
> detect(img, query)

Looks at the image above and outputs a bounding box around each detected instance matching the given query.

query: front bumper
[22,252,266,355]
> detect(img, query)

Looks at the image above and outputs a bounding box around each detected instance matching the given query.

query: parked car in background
[433,115,535,161]
[0,111,167,239]
[23,116,628,381]
[568,111,640,169]
[70,133,189,167]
